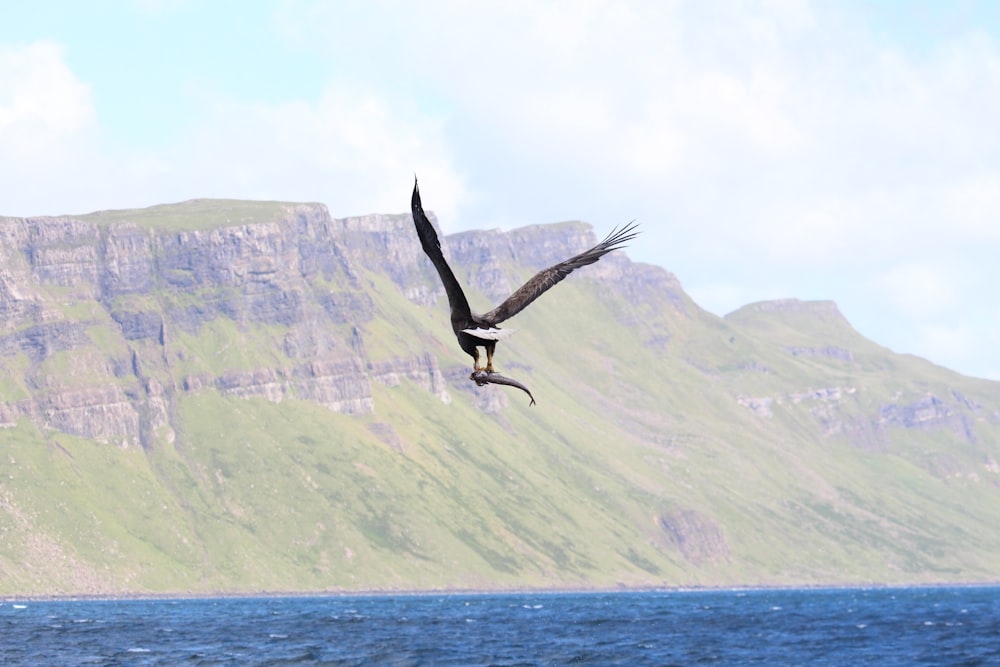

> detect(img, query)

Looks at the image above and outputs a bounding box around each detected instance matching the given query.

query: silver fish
[469,370,536,406]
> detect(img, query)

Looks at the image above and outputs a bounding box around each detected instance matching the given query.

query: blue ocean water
[2,587,998,665]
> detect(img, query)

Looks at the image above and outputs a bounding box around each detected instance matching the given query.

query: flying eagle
[410,177,638,375]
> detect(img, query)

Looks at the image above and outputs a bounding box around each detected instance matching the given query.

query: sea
[2,587,998,666]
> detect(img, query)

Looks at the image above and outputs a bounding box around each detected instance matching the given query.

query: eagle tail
[462,327,517,341]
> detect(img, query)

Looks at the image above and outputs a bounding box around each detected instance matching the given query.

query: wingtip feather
[411,176,422,211]
[599,220,640,252]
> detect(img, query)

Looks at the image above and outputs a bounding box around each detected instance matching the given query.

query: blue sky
[3,1,1000,380]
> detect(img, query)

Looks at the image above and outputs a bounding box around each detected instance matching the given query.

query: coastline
[5,579,1000,603]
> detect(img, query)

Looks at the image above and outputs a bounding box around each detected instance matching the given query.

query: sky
[2,1,1000,380]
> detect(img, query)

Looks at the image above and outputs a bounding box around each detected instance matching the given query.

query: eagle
[410,177,638,375]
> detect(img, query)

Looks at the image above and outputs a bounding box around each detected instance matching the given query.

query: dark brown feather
[410,176,638,383]
[481,221,639,324]
[410,177,472,320]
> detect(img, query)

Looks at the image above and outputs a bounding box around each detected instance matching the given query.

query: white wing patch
[462,327,517,341]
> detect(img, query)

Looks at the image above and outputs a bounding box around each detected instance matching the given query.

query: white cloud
[876,262,963,320]
[0,41,94,163]
[943,172,1000,240]
[166,85,464,218]
[131,0,190,14]
[0,40,463,218]
[0,41,169,216]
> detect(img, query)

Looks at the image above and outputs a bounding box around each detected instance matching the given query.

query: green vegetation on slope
[2,201,999,596]
[79,199,317,232]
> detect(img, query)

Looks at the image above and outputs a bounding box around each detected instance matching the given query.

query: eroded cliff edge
[0,200,685,448]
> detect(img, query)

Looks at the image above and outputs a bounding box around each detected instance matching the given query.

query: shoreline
[5,580,1000,603]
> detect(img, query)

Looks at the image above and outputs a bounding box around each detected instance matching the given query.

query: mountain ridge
[1,198,998,596]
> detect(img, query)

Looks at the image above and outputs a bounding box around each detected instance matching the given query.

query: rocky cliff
[0,203,696,450]
[0,204,459,446]
[1,199,999,596]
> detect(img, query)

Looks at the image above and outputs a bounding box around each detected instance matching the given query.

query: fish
[469,370,536,406]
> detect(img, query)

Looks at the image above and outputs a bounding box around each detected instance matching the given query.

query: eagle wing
[482,221,639,325]
[411,178,472,320]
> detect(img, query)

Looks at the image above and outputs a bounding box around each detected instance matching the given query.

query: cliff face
[2,199,1000,596]
[1,204,669,447]
[0,206,430,444]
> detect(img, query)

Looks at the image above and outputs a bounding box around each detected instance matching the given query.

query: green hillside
[1,200,999,596]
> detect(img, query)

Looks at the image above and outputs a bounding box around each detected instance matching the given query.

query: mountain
[1,199,999,596]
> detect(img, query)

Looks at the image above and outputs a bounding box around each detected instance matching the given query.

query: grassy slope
[78,199,316,231]
[2,205,1000,595]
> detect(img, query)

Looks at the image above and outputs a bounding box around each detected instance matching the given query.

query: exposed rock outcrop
[738,384,983,454]
[2,202,660,446]
[877,393,977,443]
[658,507,730,565]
